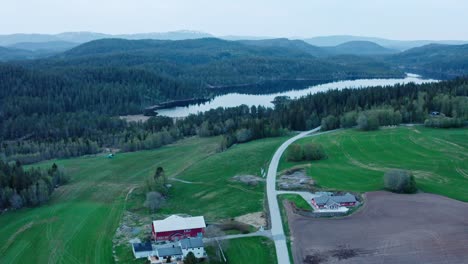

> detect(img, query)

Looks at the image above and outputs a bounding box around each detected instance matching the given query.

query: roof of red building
[153,215,206,233]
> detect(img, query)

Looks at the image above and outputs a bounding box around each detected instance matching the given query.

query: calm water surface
[158,74,438,117]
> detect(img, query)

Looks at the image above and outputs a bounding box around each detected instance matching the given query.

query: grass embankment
[277,194,311,264]
[280,126,468,201]
[0,136,287,264]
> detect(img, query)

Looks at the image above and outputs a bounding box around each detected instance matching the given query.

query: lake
[157,74,438,117]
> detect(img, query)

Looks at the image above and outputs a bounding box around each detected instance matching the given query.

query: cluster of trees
[310,79,467,132]
[424,116,465,128]
[0,162,69,210]
[383,169,417,194]
[286,143,327,162]
[143,167,168,213]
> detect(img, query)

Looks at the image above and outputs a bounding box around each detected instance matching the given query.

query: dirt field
[287,191,468,264]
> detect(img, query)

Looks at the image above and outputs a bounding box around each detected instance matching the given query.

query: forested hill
[387,44,468,79]
[324,41,398,55]
[22,38,403,86]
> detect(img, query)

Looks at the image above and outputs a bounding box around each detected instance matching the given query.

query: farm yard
[280,126,468,202]
[0,136,286,264]
[287,191,468,264]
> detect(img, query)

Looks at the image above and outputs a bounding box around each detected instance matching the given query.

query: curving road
[266,127,321,264]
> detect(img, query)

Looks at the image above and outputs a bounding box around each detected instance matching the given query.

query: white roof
[153,215,206,232]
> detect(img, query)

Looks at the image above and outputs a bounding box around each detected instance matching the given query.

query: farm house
[152,215,206,241]
[132,237,206,263]
[312,193,357,209]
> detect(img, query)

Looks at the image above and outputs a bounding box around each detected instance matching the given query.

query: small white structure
[180,237,206,259]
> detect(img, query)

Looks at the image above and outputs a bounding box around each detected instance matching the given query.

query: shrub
[144,191,165,213]
[302,143,327,161]
[287,143,327,162]
[340,111,358,128]
[424,117,464,128]
[358,112,380,130]
[384,169,417,193]
[235,128,253,143]
[321,115,339,131]
[286,144,303,162]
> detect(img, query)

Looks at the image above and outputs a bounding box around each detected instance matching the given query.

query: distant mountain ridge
[304,35,468,51]
[1,31,467,51]
[0,30,214,46]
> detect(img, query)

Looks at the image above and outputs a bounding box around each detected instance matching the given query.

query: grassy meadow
[0,135,287,264]
[280,126,468,201]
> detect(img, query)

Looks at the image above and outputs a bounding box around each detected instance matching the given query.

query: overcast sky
[2,0,467,40]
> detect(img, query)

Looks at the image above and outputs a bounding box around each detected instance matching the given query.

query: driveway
[266,127,321,264]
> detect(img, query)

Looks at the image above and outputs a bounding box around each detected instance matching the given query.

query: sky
[1,0,467,40]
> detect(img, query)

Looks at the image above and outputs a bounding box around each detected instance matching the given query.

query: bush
[321,115,339,131]
[424,117,464,128]
[286,144,303,162]
[144,191,165,213]
[235,128,253,143]
[383,169,417,193]
[287,143,326,162]
[357,112,379,131]
[340,111,358,128]
[302,143,327,161]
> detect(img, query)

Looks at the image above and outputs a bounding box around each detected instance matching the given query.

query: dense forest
[1,38,467,165]
[1,75,466,164]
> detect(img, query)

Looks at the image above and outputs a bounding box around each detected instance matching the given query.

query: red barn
[152,215,206,241]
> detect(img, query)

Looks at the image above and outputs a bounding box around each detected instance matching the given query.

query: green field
[207,237,277,264]
[280,126,468,201]
[0,136,286,263]
[278,194,311,210]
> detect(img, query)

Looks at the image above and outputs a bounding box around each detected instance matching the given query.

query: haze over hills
[304,35,468,51]
[1,30,467,50]
[0,30,214,46]
[386,43,468,79]
[324,41,398,56]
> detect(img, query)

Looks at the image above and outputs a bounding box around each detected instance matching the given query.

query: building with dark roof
[312,192,357,209]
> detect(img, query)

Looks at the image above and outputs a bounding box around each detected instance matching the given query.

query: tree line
[1,77,467,164]
[0,162,69,210]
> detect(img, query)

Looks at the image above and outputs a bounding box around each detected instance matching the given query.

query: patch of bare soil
[234,212,267,228]
[288,191,468,264]
[113,211,153,248]
[278,168,314,190]
[231,175,264,186]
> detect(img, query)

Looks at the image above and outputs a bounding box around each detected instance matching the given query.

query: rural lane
[266,126,321,264]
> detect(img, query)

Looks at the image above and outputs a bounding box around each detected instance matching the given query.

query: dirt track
[287,191,468,264]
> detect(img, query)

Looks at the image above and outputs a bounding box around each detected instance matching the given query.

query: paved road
[266,127,321,264]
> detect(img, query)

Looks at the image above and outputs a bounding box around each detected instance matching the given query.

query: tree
[286,144,303,162]
[357,112,379,131]
[321,115,339,131]
[302,143,327,161]
[143,191,165,213]
[9,192,23,209]
[340,111,357,128]
[235,128,253,143]
[384,169,417,193]
[184,252,197,264]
